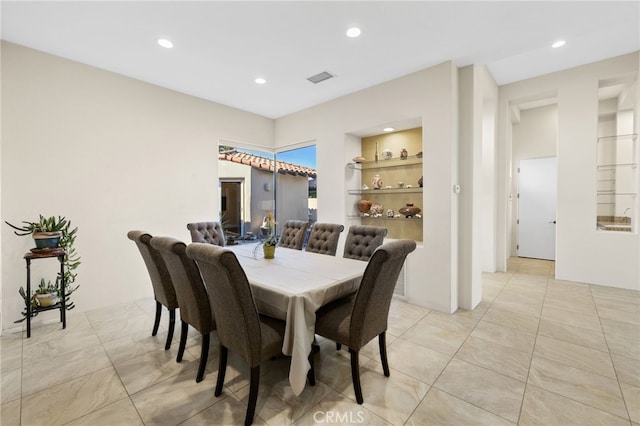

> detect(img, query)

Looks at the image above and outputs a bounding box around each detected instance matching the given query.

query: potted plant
[5,215,81,322]
[262,211,277,259]
[33,278,59,307]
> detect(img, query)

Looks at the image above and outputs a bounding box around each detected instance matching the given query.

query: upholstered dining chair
[305,222,345,256]
[127,230,177,350]
[187,221,226,246]
[278,220,309,250]
[342,225,388,261]
[185,243,286,426]
[150,236,216,383]
[314,239,416,404]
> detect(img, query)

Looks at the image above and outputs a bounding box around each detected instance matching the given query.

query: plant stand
[24,248,66,338]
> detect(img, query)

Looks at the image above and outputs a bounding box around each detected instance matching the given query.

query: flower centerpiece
[262,211,277,259]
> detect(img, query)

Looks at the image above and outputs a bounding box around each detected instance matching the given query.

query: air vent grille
[307,71,336,84]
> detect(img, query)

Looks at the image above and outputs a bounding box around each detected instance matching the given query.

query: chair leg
[349,348,364,404]
[245,366,260,426]
[307,346,316,386]
[177,321,188,362]
[336,342,341,350]
[165,308,176,350]
[196,332,210,383]
[214,345,228,397]
[378,332,390,377]
[152,301,162,336]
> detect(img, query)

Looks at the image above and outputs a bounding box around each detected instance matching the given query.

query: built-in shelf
[597,133,638,142]
[597,163,638,170]
[348,187,423,195]
[348,215,423,222]
[348,155,422,170]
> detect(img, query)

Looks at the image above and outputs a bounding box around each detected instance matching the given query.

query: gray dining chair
[278,220,309,250]
[127,230,177,350]
[342,225,388,261]
[305,222,345,256]
[185,243,287,426]
[314,239,416,404]
[150,236,216,383]
[187,221,226,246]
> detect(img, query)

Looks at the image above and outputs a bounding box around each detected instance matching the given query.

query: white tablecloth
[227,243,367,395]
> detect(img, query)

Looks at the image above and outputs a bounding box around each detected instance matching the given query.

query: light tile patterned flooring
[1,257,639,425]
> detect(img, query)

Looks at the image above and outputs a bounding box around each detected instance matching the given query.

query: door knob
[549,220,556,224]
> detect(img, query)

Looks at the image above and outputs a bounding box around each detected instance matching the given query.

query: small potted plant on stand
[5,214,81,322]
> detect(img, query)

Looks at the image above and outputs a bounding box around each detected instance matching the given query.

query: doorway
[220,180,243,240]
[517,157,557,260]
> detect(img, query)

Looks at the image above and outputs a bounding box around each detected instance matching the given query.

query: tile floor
[1,257,639,425]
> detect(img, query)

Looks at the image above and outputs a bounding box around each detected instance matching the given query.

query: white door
[518,157,557,260]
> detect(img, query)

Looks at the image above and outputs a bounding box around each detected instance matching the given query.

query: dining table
[226,243,368,396]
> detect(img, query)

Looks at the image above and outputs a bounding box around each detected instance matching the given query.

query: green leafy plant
[5,215,81,322]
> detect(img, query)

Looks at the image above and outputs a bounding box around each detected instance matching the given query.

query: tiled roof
[218,150,317,178]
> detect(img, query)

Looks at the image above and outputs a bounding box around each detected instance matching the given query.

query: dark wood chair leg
[307,347,316,386]
[379,332,390,377]
[349,348,363,404]
[152,301,162,336]
[196,332,210,383]
[245,366,260,426]
[336,342,341,350]
[176,321,188,362]
[215,345,228,397]
[165,308,176,350]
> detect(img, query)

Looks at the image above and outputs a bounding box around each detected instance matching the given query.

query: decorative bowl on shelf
[352,156,366,163]
[399,203,421,218]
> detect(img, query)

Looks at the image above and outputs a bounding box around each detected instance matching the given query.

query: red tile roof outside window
[218,150,317,178]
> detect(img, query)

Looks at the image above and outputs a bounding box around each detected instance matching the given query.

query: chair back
[305,223,344,256]
[151,236,214,333]
[186,243,262,366]
[127,230,177,309]
[278,220,309,250]
[187,222,226,246]
[350,240,416,348]
[343,225,388,261]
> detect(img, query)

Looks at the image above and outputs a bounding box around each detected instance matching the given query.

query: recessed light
[552,40,566,48]
[383,127,394,132]
[255,77,266,85]
[157,38,173,49]
[346,27,361,38]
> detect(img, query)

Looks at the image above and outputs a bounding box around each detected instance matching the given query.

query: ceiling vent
[307,71,336,84]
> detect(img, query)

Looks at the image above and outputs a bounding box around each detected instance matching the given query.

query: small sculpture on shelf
[371,174,383,190]
[399,203,421,218]
[400,148,408,160]
[370,204,384,216]
[356,199,372,214]
[386,209,395,218]
[418,176,423,187]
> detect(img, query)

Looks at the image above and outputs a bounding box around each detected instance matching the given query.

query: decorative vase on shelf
[356,199,373,214]
[400,148,408,159]
[399,203,421,218]
[381,149,393,160]
[263,244,276,259]
[418,176,423,187]
[371,174,383,190]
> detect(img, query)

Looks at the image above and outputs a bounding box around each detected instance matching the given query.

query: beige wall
[1,42,274,328]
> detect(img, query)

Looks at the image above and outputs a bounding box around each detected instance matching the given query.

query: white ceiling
[2,1,639,119]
